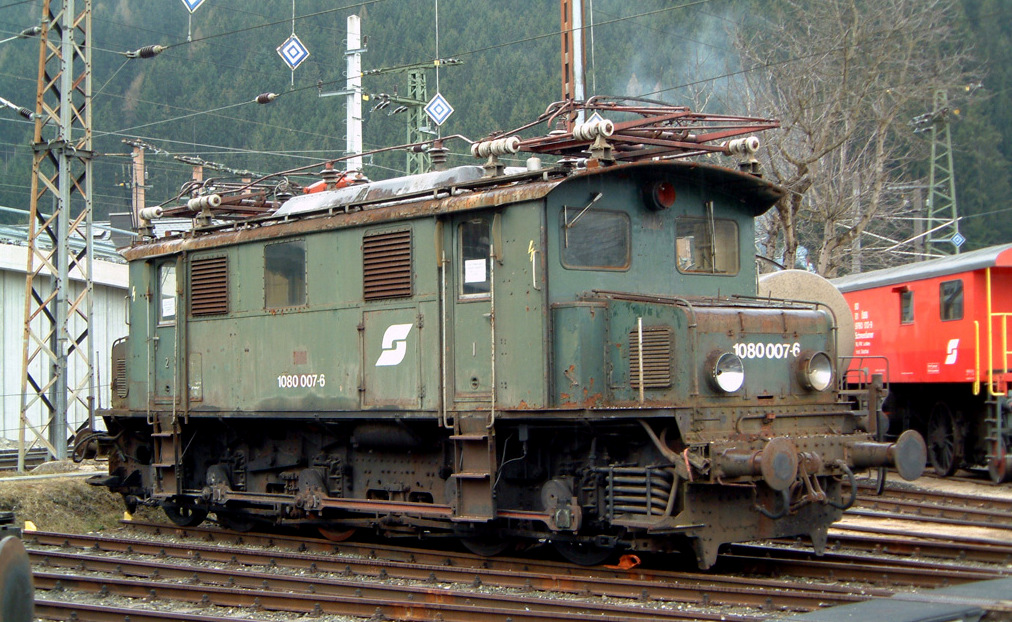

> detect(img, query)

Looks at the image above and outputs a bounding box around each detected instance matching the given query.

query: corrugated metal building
[0,229,129,444]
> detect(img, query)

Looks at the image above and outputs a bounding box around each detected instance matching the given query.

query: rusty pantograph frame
[19,0,94,470]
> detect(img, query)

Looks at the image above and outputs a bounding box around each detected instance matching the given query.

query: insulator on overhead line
[255,92,278,105]
[16,107,33,120]
[572,118,614,141]
[125,45,166,59]
[186,194,222,211]
[18,26,41,38]
[723,136,760,156]
[138,207,164,220]
[470,136,520,159]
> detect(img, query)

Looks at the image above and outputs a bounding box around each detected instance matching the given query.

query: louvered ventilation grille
[114,357,128,398]
[190,256,228,316]
[363,230,412,300]
[629,326,672,389]
[111,338,128,400]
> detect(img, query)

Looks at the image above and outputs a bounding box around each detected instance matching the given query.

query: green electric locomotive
[80,99,925,568]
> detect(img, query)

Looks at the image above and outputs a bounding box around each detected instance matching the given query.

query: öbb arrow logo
[375,323,413,367]
[944,338,959,365]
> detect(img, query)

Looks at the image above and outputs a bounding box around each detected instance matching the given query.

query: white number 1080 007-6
[733,342,801,360]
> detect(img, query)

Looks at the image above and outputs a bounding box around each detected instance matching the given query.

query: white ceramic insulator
[138,207,163,220]
[573,118,615,140]
[472,136,520,158]
[526,156,542,171]
[725,136,761,156]
[186,194,222,211]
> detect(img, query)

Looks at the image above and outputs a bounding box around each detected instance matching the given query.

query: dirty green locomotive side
[91,161,923,567]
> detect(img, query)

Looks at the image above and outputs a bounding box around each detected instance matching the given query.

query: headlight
[710,352,744,393]
[799,351,834,391]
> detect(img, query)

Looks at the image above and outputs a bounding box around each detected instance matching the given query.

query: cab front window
[675,216,739,275]
[560,208,630,270]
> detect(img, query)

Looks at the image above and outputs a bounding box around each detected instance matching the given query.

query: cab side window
[460,218,491,297]
[158,263,176,324]
[265,240,307,309]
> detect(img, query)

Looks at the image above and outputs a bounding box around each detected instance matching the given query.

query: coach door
[447,213,497,405]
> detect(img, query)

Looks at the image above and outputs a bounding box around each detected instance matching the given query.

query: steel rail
[35,599,262,622]
[31,570,762,622]
[25,531,870,611]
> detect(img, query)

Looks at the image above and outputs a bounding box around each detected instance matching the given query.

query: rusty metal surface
[31,569,755,622]
[34,600,259,622]
[120,172,563,261]
[121,159,781,261]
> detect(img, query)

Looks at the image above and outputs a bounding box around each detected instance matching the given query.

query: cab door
[447,214,495,405]
[151,260,180,406]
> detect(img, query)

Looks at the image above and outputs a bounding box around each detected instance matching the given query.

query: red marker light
[651,181,677,210]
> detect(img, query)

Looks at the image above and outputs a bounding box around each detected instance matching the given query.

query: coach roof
[833,243,1012,293]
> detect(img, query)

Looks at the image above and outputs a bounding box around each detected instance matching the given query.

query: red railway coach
[832,243,1012,483]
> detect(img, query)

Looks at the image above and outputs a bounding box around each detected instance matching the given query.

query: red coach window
[940,279,963,321]
[900,289,914,324]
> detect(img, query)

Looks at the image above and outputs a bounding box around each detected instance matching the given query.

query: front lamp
[799,351,834,391]
[711,352,745,393]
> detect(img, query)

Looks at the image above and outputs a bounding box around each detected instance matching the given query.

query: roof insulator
[256,93,279,105]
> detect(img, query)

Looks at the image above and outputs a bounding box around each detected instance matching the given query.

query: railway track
[22,513,1012,622]
[0,447,52,471]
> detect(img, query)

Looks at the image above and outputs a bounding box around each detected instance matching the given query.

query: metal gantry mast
[19,0,94,469]
[917,90,962,256]
[405,70,432,175]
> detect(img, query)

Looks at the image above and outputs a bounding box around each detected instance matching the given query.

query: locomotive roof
[832,242,1012,293]
[120,159,782,261]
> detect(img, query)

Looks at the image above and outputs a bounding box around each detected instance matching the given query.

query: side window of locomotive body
[460,218,492,297]
[940,279,963,321]
[264,240,307,309]
[157,263,176,325]
[675,217,739,275]
[900,290,914,324]
[559,208,631,270]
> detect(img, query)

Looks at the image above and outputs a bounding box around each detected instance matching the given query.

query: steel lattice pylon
[406,70,431,175]
[19,0,93,470]
[925,90,961,256]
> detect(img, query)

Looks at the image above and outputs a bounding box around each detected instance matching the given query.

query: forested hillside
[0,0,1008,272]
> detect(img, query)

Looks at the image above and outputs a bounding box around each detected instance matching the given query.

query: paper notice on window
[464,259,487,283]
[161,296,176,318]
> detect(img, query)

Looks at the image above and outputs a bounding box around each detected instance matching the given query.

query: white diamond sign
[424,93,454,126]
[180,0,206,13]
[951,232,966,248]
[277,34,310,71]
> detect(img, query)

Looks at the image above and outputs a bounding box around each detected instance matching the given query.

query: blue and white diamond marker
[424,93,454,126]
[276,34,310,71]
[951,232,966,248]
[180,0,205,13]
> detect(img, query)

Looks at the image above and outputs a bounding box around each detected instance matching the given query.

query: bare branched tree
[734,0,975,276]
